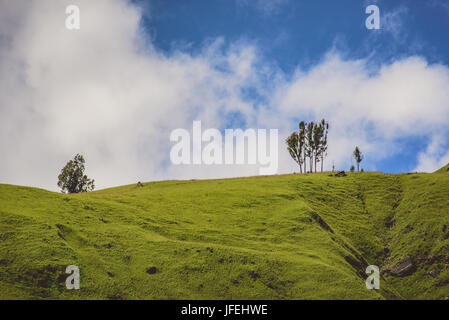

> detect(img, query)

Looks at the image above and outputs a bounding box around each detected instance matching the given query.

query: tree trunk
[304,154,307,173]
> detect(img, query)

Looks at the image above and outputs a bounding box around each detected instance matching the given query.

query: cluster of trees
[286,120,366,174]
[286,119,329,173]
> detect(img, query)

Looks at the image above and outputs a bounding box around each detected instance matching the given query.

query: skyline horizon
[1,0,449,191]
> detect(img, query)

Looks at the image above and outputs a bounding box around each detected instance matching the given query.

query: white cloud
[381,6,408,40]
[0,0,263,190]
[428,0,449,15]
[414,135,449,172]
[1,0,449,191]
[271,53,449,172]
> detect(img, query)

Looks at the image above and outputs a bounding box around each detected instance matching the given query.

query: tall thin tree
[313,123,323,173]
[319,119,329,172]
[353,146,363,172]
[286,132,303,173]
[305,122,315,173]
[299,121,306,173]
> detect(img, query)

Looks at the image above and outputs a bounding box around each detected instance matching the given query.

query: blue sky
[141,0,449,68]
[136,0,449,173]
[1,0,449,190]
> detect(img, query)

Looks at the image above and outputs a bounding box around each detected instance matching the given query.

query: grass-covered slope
[435,163,449,173]
[0,172,448,300]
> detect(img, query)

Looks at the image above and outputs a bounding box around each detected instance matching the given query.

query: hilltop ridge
[435,163,449,173]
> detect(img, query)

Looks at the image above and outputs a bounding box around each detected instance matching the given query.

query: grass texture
[0,169,448,299]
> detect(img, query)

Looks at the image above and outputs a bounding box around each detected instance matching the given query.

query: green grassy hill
[1,171,448,300]
[435,163,449,173]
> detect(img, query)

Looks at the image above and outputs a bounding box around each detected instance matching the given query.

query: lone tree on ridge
[57,154,95,193]
[353,147,363,172]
